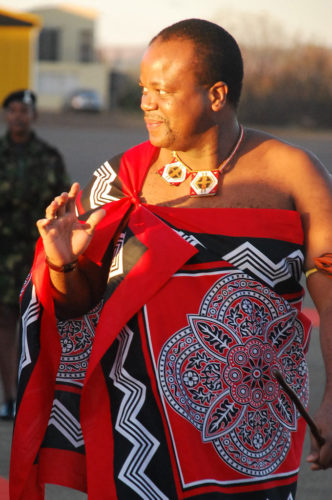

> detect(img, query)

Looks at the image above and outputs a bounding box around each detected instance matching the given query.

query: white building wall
[36,62,110,110]
[30,7,96,63]
[28,6,110,111]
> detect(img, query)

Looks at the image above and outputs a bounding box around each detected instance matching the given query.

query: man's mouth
[144,115,165,129]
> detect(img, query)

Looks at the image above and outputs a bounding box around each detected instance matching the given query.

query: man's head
[2,89,37,142]
[150,19,243,109]
[140,19,243,151]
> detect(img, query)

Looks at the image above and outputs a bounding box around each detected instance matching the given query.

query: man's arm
[306,273,332,470]
[287,145,332,470]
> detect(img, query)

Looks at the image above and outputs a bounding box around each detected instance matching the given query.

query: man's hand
[307,398,332,470]
[36,182,105,267]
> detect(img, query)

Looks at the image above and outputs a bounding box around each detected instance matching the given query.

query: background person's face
[5,101,35,137]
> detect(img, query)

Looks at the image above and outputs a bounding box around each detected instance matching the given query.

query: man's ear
[208,81,228,111]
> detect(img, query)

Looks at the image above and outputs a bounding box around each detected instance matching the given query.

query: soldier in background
[0,89,70,419]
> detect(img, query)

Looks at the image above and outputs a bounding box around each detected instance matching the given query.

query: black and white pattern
[110,325,168,500]
[222,243,304,287]
[174,229,206,249]
[109,231,126,280]
[90,160,120,208]
[18,284,40,381]
[48,398,84,448]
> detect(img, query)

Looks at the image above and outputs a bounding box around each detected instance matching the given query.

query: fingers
[319,443,332,469]
[307,450,322,470]
[307,432,332,470]
[67,182,80,211]
[45,199,59,220]
[307,433,320,467]
[69,182,80,196]
[45,183,80,220]
[36,217,51,235]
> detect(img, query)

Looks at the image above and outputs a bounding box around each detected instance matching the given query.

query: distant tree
[239,43,332,127]
[213,10,332,127]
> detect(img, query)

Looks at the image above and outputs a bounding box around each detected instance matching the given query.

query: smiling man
[10,20,332,500]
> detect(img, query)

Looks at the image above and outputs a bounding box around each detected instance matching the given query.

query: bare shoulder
[244,128,332,269]
[244,128,332,199]
[246,127,329,177]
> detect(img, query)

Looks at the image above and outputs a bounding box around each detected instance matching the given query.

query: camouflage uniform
[0,131,70,307]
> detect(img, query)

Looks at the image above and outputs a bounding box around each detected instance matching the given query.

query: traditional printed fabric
[0,131,70,306]
[11,141,311,500]
[146,268,308,487]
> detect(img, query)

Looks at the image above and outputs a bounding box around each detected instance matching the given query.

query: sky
[2,0,332,48]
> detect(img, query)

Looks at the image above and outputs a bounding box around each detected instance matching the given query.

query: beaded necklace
[158,125,244,197]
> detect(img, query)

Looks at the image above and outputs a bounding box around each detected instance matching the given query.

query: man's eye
[140,86,167,96]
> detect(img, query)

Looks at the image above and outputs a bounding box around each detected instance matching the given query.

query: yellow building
[0,8,41,105]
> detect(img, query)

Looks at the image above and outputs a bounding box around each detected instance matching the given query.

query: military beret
[2,89,37,109]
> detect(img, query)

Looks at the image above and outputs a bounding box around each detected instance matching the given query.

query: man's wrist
[46,257,78,273]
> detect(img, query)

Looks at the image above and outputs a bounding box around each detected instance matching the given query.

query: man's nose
[140,92,158,111]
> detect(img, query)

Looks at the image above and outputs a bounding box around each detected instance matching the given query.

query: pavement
[0,113,332,498]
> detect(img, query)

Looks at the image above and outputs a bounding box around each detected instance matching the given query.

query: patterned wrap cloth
[10,142,311,500]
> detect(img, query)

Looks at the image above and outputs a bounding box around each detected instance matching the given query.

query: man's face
[140,38,213,151]
[4,101,35,137]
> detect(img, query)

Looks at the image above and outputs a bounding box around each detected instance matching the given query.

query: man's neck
[172,119,242,172]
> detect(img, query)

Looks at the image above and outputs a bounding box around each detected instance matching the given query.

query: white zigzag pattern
[48,399,84,448]
[110,326,168,500]
[175,230,206,249]
[109,232,125,279]
[90,161,119,208]
[18,285,40,380]
[223,242,304,287]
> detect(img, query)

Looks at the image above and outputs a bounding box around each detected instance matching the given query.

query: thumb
[85,208,106,235]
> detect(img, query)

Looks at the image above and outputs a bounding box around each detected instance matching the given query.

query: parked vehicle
[64,88,102,112]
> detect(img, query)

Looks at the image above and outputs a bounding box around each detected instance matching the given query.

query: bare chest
[140,160,294,210]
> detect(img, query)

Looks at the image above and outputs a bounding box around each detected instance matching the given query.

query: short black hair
[150,19,243,108]
[3,89,37,109]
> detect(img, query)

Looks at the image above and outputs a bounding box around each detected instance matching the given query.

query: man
[0,89,70,420]
[10,20,332,499]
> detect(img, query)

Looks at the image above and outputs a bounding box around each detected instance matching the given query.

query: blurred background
[0,0,331,127]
